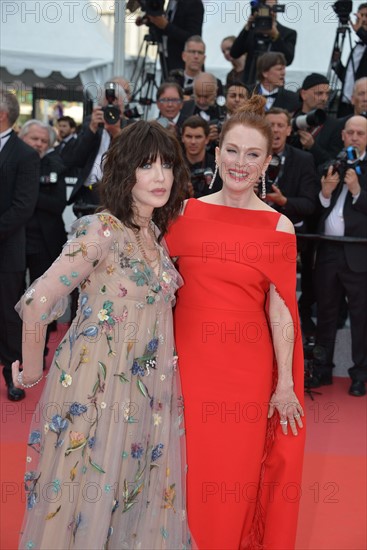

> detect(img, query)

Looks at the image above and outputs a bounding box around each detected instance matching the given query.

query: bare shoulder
[276,214,295,234]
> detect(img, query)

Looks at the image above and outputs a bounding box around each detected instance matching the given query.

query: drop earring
[209,163,218,189]
[261,174,266,199]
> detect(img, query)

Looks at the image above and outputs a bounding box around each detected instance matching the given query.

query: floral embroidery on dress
[18,213,189,549]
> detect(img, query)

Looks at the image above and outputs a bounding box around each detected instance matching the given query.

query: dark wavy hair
[99,120,190,239]
[219,95,273,155]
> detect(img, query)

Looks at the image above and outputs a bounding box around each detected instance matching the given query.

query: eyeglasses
[185,49,205,56]
[157,98,182,104]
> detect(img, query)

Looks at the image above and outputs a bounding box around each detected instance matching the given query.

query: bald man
[313,116,367,396]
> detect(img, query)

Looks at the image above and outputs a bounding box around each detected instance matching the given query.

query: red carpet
[0,325,366,550]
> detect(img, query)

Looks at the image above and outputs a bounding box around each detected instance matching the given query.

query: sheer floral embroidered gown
[17,213,190,550]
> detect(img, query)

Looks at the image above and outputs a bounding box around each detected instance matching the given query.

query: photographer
[333,3,367,117]
[313,116,367,396]
[181,116,222,197]
[179,73,226,153]
[264,108,316,225]
[253,51,301,113]
[143,0,204,73]
[67,80,131,216]
[230,0,297,86]
[290,73,344,170]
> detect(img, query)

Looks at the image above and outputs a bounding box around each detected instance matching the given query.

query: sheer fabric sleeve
[15,213,119,324]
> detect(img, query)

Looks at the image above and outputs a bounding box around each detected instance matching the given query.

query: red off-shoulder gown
[166,199,305,550]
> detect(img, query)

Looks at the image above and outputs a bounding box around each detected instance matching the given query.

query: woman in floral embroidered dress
[12,121,191,549]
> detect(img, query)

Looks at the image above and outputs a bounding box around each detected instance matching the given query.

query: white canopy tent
[0,0,117,96]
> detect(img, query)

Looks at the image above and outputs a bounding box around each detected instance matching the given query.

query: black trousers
[314,242,367,381]
[0,271,24,384]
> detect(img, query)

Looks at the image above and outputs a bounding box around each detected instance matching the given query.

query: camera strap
[310,125,324,139]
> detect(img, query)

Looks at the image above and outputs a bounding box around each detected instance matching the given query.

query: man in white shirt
[313,116,367,396]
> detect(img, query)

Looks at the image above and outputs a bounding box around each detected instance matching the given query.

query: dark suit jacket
[161,0,204,73]
[0,132,40,272]
[230,22,297,86]
[268,145,317,225]
[253,84,301,114]
[26,150,67,260]
[317,159,367,272]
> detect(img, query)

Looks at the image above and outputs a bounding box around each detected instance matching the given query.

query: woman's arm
[12,214,117,388]
[267,215,304,436]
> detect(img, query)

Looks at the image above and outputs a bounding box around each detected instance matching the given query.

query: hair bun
[237,94,266,116]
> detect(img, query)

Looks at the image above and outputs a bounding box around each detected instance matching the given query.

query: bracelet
[17,371,43,389]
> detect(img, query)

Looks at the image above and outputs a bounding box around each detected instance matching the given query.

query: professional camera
[265,154,282,193]
[127,0,164,25]
[291,109,327,131]
[332,0,353,25]
[191,167,214,196]
[124,104,143,119]
[322,146,362,178]
[250,0,285,33]
[102,82,121,125]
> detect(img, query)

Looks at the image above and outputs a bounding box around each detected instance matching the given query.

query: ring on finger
[280,419,288,425]
[294,413,301,419]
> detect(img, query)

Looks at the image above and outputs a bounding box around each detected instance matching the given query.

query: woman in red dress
[166,96,305,550]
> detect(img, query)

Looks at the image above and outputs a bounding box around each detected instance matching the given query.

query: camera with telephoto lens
[102,82,121,125]
[291,109,327,131]
[332,0,353,25]
[191,167,214,196]
[322,146,362,179]
[128,0,164,26]
[250,0,285,33]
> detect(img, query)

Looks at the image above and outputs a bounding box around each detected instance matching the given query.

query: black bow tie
[263,92,278,98]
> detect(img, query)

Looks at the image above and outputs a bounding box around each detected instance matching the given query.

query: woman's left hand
[268,386,304,436]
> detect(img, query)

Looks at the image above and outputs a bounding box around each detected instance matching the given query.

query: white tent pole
[113,0,126,76]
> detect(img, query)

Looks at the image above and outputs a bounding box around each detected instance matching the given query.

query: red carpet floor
[0,324,366,550]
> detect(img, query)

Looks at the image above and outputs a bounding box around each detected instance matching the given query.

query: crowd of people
[0,1,366,549]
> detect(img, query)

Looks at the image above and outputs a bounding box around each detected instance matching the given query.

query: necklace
[134,225,161,273]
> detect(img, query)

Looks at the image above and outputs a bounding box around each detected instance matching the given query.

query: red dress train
[166,200,305,550]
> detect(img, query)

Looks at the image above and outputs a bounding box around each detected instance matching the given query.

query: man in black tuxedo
[264,108,317,225]
[290,73,344,171]
[253,51,301,114]
[230,0,297,87]
[181,116,222,198]
[179,72,226,153]
[289,73,345,334]
[55,116,77,162]
[146,0,204,73]
[313,116,367,396]
[0,91,40,400]
[333,3,367,117]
